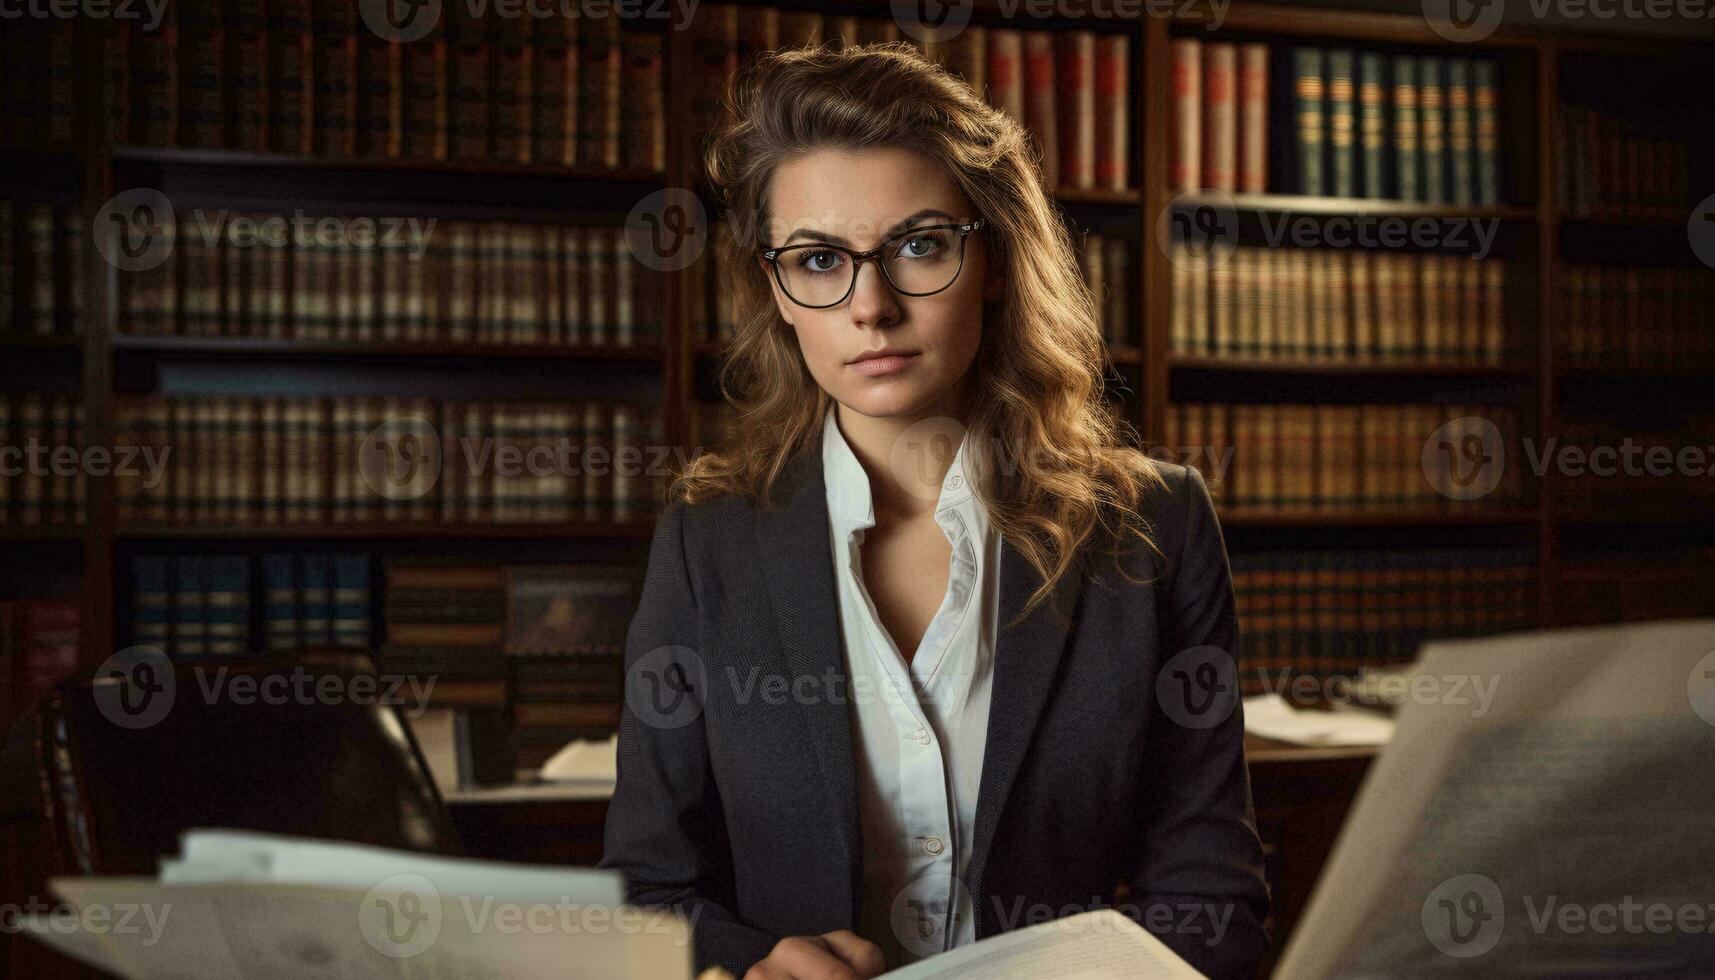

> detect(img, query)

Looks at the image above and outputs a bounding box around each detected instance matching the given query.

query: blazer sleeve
[600,499,780,975]
[1126,465,1272,980]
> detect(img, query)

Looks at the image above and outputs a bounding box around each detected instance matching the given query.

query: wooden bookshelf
[0,0,1706,729]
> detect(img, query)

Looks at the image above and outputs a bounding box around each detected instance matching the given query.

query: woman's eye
[896,234,945,260]
[797,250,842,274]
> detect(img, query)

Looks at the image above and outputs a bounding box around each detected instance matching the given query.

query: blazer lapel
[968,535,1084,906]
[753,442,860,923]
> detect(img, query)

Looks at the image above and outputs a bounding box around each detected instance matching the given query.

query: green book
[1473,60,1501,206]
[1419,56,1446,205]
[1391,56,1419,202]
[1358,53,1388,200]
[1293,47,1326,196]
[1446,58,1474,206]
[1327,49,1356,198]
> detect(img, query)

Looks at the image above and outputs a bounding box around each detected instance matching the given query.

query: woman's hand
[741,930,887,980]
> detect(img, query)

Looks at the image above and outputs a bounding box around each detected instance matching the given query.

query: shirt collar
[821,406,983,535]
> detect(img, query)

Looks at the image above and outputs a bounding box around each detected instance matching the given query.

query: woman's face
[760,147,996,421]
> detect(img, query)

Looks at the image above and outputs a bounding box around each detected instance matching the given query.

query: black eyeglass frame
[758,219,986,310]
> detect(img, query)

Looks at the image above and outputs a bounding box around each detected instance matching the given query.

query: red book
[1238,43,1269,193]
[1023,32,1059,191]
[1171,38,1202,192]
[1202,43,1237,192]
[986,30,1025,127]
[1055,31,1095,191]
[1094,33,1130,191]
[12,599,80,721]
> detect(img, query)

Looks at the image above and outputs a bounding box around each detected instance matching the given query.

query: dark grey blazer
[600,438,1271,979]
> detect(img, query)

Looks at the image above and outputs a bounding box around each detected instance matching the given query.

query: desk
[443,742,1378,977]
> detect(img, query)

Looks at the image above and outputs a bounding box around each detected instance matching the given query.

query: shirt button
[923,836,945,855]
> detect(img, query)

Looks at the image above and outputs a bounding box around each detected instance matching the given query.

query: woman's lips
[849,353,920,377]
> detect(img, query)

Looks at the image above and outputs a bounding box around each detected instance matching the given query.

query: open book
[23,830,689,979]
[875,909,1205,978]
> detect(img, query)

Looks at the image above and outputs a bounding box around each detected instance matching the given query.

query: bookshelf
[0,0,1708,730]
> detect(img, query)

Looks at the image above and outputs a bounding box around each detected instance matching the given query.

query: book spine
[1357,52,1386,200]
[1202,43,1237,193]
[1171,38,1201,192]
[1237,43,1268,194]
[1392,56,1419,203]
[1418,56,1446,205]
[1473,59,1501,206]
[1292,47,1325,196]
[1326,49,1355,199]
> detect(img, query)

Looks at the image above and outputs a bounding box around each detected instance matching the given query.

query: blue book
[131,555,172,652]
[204,555,250,659]
[171,556,207,660]
[332,553,372,651]
[261,553,299,652]
[299,553,335,648]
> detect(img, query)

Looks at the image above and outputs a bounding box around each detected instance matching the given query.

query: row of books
[121,218,660,346]
[1170,40,1269,193]
[690,8,1133,192]
[380,559,636,755]
[1,200,83,337]
[1558,263,1715,369]
[1557,105,1692,220]
[1168,402,1527,510]
[1170,245,1510,364]
[112,396,668,526]
[1551,413,1715,508]
[104,3,664,170]
[0,392,87,527]
[129,552,373,660]
[0,22,75,151]
[0,598,80,725]
[1077,233,1140,348]
[1233,545,1536,693]
[1289,48,1502,204]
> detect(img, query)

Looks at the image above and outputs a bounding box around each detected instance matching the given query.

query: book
[1292,47,1325,196]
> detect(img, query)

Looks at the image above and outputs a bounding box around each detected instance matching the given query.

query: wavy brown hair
[674,41,1167,623]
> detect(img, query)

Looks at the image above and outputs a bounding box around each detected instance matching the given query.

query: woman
[602,42,1268,980]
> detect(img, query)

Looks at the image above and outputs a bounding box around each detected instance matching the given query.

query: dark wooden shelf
[1216,507,1540,528]
[1056,186,1142,206]
[1551,504,1715,526]
[1172,355,1534,377]
[0,334,81,350]
[0,527,88,543]
[112,521,659,540]
[111,336,664,362]
[110,145,666,184]
[1558,211,1689,231]
[1173,1,1539,48]
[1172,191,1536,222]
[1556,363,1715,381]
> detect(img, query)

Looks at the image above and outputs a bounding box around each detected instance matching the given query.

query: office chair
[34,650,462,876]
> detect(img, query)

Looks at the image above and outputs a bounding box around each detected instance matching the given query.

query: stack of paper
[22,829,689,980]
[1243,693,1396,747]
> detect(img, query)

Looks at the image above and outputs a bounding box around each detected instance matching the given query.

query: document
[877,909,1206,979]
[1275,618,1715,977]
[1242,693,1396,747]
[24,830,689,980]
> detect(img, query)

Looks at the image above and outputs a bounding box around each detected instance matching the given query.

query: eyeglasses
[759,219,984,310]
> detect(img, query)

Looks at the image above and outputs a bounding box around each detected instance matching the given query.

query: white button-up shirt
[820,406,1001,968]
